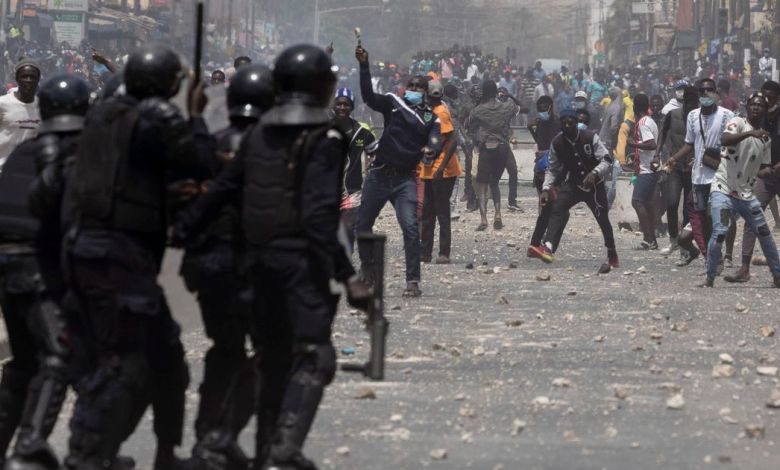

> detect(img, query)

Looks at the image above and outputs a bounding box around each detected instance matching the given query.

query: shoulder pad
[137,97,183,123]
[35,134,61,168]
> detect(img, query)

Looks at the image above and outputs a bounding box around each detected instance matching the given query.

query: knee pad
[757,224,771,237]
[33,299,70,359]
[292,343,336,387]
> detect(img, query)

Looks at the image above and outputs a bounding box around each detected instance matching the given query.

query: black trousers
[529,172,571,247]
[544,182,616,253]
[505,151,518,205]
[663,169,692,239]
[181,244,252,441]
[421,177,456,259]
[248,246,339,465]
[66,232,188,466]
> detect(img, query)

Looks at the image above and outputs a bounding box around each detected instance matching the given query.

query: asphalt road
[33,178,780,470]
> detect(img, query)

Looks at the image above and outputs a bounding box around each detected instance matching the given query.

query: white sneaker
[660,239,679,255]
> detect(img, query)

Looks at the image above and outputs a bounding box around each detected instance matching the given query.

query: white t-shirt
[0,93,40,173]
[712,116,772,200]
[635,115,659,174]
[684,106,734,185]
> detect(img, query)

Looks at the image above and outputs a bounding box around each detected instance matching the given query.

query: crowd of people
[0,33,779,470]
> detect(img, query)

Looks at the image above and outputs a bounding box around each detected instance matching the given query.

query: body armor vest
[0,139,44,241]
[242,124,331,245]
[69,98,168,234]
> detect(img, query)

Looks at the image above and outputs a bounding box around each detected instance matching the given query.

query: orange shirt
[418,103,462,179]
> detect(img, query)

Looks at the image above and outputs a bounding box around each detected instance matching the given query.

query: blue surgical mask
[699,96,715,107]
[404,90,424,105]
[538,111,550,121]
[573,101,586,110]
[577,122,587,131]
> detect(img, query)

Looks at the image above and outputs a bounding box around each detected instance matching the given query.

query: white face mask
[675,90,684,100]
[769,103,779,113]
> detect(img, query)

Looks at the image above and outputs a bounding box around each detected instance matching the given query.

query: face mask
[675,90,684,100]
[538,111,550,121]
[573,101,586,110]
[404,90,424,105]
[576,122,587,131]
[699,96,715,107]
[769,104,779,113]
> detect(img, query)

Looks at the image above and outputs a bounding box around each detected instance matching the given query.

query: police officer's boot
[191,429,249,470]
[6,359,70,470]
[265,344,335,470]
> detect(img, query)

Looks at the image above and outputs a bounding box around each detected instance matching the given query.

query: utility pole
[774,0,780,61]
[313,0,320,45]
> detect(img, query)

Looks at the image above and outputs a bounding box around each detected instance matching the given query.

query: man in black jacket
[354,45,441,297]
[541,109,619,272]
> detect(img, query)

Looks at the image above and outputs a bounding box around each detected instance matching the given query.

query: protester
[626,93,660,250]
[419,81,461,264]
[527,96,562,263]
[702,92,780,288]
[539,109,618,273]
[667,78,735,271]
[354,45,441,298]
[467,80,519,231]
[0,59,41,172]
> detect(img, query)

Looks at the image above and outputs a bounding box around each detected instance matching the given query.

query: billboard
[48,0,88,11]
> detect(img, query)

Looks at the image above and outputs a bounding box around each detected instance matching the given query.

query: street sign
[632,1,659,14]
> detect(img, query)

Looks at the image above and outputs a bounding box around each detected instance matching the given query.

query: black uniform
[0,132,76,469]
[174,44,350,470]
[176,121,350,468]
[62,91,212,469]
[183,64,276,470]
[180,120,254,463]
[0,71,90,469]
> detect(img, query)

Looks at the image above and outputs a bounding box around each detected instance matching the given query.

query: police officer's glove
[346,276,372,311]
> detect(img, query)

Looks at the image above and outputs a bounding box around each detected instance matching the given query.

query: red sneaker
[527,245,554,263]
[608,250,620,268]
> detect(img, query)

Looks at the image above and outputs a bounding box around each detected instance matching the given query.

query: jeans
[421,177,456,259]
[607,159,621,209]
[357,168,420,282]
[544,181,615,253]
[739,178,780,266]
[706,191,780,280]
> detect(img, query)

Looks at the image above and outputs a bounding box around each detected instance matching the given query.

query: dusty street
[32,174,780,470]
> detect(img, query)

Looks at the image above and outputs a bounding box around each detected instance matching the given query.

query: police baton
[341,233,388,381]
[193,0,204,85]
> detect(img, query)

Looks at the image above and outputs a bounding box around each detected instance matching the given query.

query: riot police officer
[175,44,366,470]
[0,73,88,470]
[182,64,274,470]
[62,45,212,470]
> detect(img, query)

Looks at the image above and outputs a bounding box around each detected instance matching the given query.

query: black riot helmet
[37,73,90,132]
[262,44,336,126]
[227,64,274,119]
[124,45,184,100]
